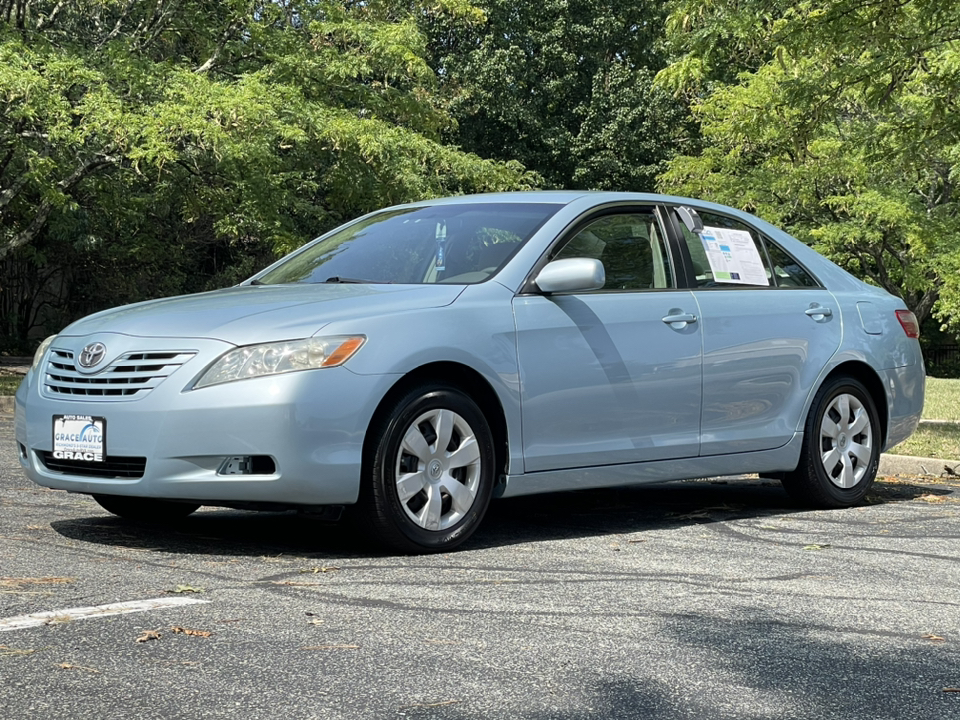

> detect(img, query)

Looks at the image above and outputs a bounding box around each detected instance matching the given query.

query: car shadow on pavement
[474,476,955,551]
[48,476,955,559]
[423,609,959,720]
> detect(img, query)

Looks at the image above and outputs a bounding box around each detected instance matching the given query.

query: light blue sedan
[14,192,925,552]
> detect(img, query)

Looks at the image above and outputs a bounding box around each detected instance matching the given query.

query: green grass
[0,375,22,395]
[923,377,960,421]
[890,425,960,460]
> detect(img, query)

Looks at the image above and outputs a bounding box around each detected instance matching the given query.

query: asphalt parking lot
[2,412,960,720]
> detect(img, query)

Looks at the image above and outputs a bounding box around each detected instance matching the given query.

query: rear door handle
[662,312,698,328]
[805,305,833,318]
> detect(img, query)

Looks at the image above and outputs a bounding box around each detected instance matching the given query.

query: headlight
[31,335,57,372]
[194,335,366,389]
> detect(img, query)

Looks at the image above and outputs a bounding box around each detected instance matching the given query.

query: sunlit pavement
[2,414,959,720]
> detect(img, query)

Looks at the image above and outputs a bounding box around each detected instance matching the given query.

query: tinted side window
[764,239,819,287]
[677,211,772,288]
[554,212,674,290]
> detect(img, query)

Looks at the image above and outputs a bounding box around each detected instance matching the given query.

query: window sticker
[699,226,769,286]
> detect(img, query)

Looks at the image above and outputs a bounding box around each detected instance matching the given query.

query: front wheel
[781,376,881,508]
[361,383,496,553]
[93,495,201,521]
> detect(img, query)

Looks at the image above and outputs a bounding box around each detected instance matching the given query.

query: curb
[879,453,960,477]
[918,419,960,429]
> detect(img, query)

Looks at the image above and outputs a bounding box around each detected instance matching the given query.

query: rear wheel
[93,495,200,521]
[361,383,496,553]
[781,376,881,507]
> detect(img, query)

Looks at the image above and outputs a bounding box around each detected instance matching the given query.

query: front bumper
[15,339,396,506]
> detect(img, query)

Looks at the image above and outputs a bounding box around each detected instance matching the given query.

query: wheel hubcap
[395,408,482,531]
[819,393,873,489]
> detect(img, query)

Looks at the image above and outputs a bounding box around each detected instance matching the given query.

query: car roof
[395,190,763,211]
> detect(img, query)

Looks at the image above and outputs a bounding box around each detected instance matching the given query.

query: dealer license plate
[53,415,106,462]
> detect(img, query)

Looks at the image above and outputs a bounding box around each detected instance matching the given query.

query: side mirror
[535,258,605,294]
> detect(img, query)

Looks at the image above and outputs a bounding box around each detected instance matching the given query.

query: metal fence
[925,344,960,368]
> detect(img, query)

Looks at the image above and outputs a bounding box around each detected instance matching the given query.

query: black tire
[781,375,881,508]
[361,383,496,553]
[93,495,201,521]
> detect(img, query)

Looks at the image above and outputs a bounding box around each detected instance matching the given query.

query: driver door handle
[662,312,698,328]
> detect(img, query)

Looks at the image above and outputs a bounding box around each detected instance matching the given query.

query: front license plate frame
[52,415,106,462]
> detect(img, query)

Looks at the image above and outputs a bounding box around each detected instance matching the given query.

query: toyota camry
[14,192,925,552]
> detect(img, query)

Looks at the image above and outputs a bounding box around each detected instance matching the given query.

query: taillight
[895,309,920,338]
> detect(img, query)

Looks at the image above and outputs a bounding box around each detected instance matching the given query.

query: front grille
[38,452,146,479]
[43,349,196,401]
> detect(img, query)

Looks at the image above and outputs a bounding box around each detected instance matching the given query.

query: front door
[514,209,703,472]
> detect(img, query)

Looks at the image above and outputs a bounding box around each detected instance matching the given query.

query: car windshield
[256,202,561,285]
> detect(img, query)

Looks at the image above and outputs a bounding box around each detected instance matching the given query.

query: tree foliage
[657,0,960,328]
[424,0,691,190]
[0,0,536,349]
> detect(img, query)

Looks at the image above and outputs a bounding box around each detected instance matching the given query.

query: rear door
[668,207,841,455]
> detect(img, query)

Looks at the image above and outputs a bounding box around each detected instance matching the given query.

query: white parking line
[0,596,210,632]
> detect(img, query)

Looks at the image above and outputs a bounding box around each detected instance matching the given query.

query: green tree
[657,0,960,329]
[0,0,536,349]
[424,0,691,191]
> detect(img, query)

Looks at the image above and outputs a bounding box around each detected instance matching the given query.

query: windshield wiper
[323,276,388,284]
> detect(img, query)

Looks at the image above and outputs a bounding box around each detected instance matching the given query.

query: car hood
[60,284,466,345]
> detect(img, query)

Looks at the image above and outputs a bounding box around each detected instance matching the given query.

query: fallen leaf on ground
[0,577,75,588]
[300,566,340,574]
[918,494,949,504]
[803,544,831,551]
[56,663,99,673]
[670,511,711,520]
[0,645,36,657]
[876,477,913,485]
[169,585,204,594]
[300,644,359,650]
[944,688,960,693]
[135,630,162,643]
[171,626,212,638]
[923,634,946,643]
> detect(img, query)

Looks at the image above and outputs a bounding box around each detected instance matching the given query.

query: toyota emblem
[78,342,107,368]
